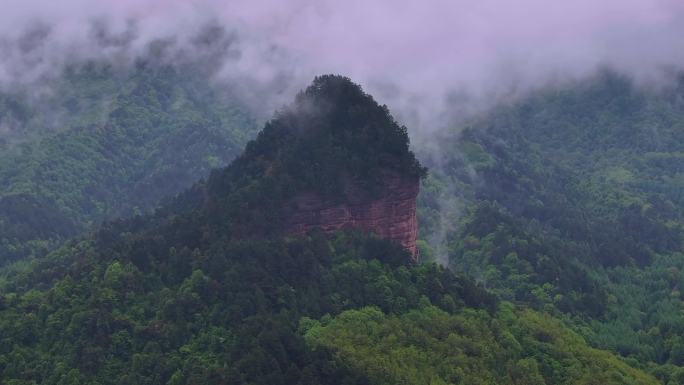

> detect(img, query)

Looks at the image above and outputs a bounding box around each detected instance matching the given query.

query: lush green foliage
[303,304,658,385]
[0,73,657,385]
[0,220,494,384]
[4,215,652,384]
[418,70,684,382]
[253,74,426,189]
[0,60,256,264]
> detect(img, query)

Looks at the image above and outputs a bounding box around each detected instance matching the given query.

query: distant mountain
[419,70,684,382]
[0,60,257,264]
[0,75,655,385]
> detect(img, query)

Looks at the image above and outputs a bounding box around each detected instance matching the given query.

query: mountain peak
[205,75,424,258]
[297,74,368,104]
[237,75,425,194]
[290,74,382,120]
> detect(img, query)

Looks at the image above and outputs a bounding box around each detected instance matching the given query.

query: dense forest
[419,70,684,383]
[0,74,666,384]
[0,59,256,265]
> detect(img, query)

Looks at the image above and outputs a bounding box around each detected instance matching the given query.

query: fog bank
[2,0,684,129]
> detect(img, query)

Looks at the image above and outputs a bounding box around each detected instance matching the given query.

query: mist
[2,0,684,130]
[3,0,684,264]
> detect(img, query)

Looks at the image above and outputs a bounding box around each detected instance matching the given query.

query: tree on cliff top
[202,75,427,235]
[210,75,425,197]
[253,74,425,183]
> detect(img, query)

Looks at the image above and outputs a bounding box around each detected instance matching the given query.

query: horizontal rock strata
[283,170,419,262]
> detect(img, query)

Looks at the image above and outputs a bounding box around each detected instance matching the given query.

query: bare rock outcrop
[282,170,420,262]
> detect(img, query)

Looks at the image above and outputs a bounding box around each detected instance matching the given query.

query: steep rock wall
[282,170,420,262]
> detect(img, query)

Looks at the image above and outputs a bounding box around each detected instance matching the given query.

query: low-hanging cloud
[1,0,684,128]
[2,0,683,264]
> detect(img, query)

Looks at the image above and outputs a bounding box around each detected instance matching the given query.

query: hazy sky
[2,0,684,126]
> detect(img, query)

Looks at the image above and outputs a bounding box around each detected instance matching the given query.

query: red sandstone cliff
[282,170,420,262]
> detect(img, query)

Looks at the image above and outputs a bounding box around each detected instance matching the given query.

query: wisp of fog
[1,0,684,130]
[2,0,684,264]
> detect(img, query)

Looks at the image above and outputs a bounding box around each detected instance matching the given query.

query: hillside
[419,70,684,382]
[0,75,658,385]
[0,60,257,265]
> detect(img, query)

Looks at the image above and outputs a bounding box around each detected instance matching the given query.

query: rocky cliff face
[282,170,420,262]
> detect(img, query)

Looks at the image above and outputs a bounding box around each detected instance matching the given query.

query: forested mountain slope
[0,60,257,264]
[0,75,657,385]
[419,70,684,382]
